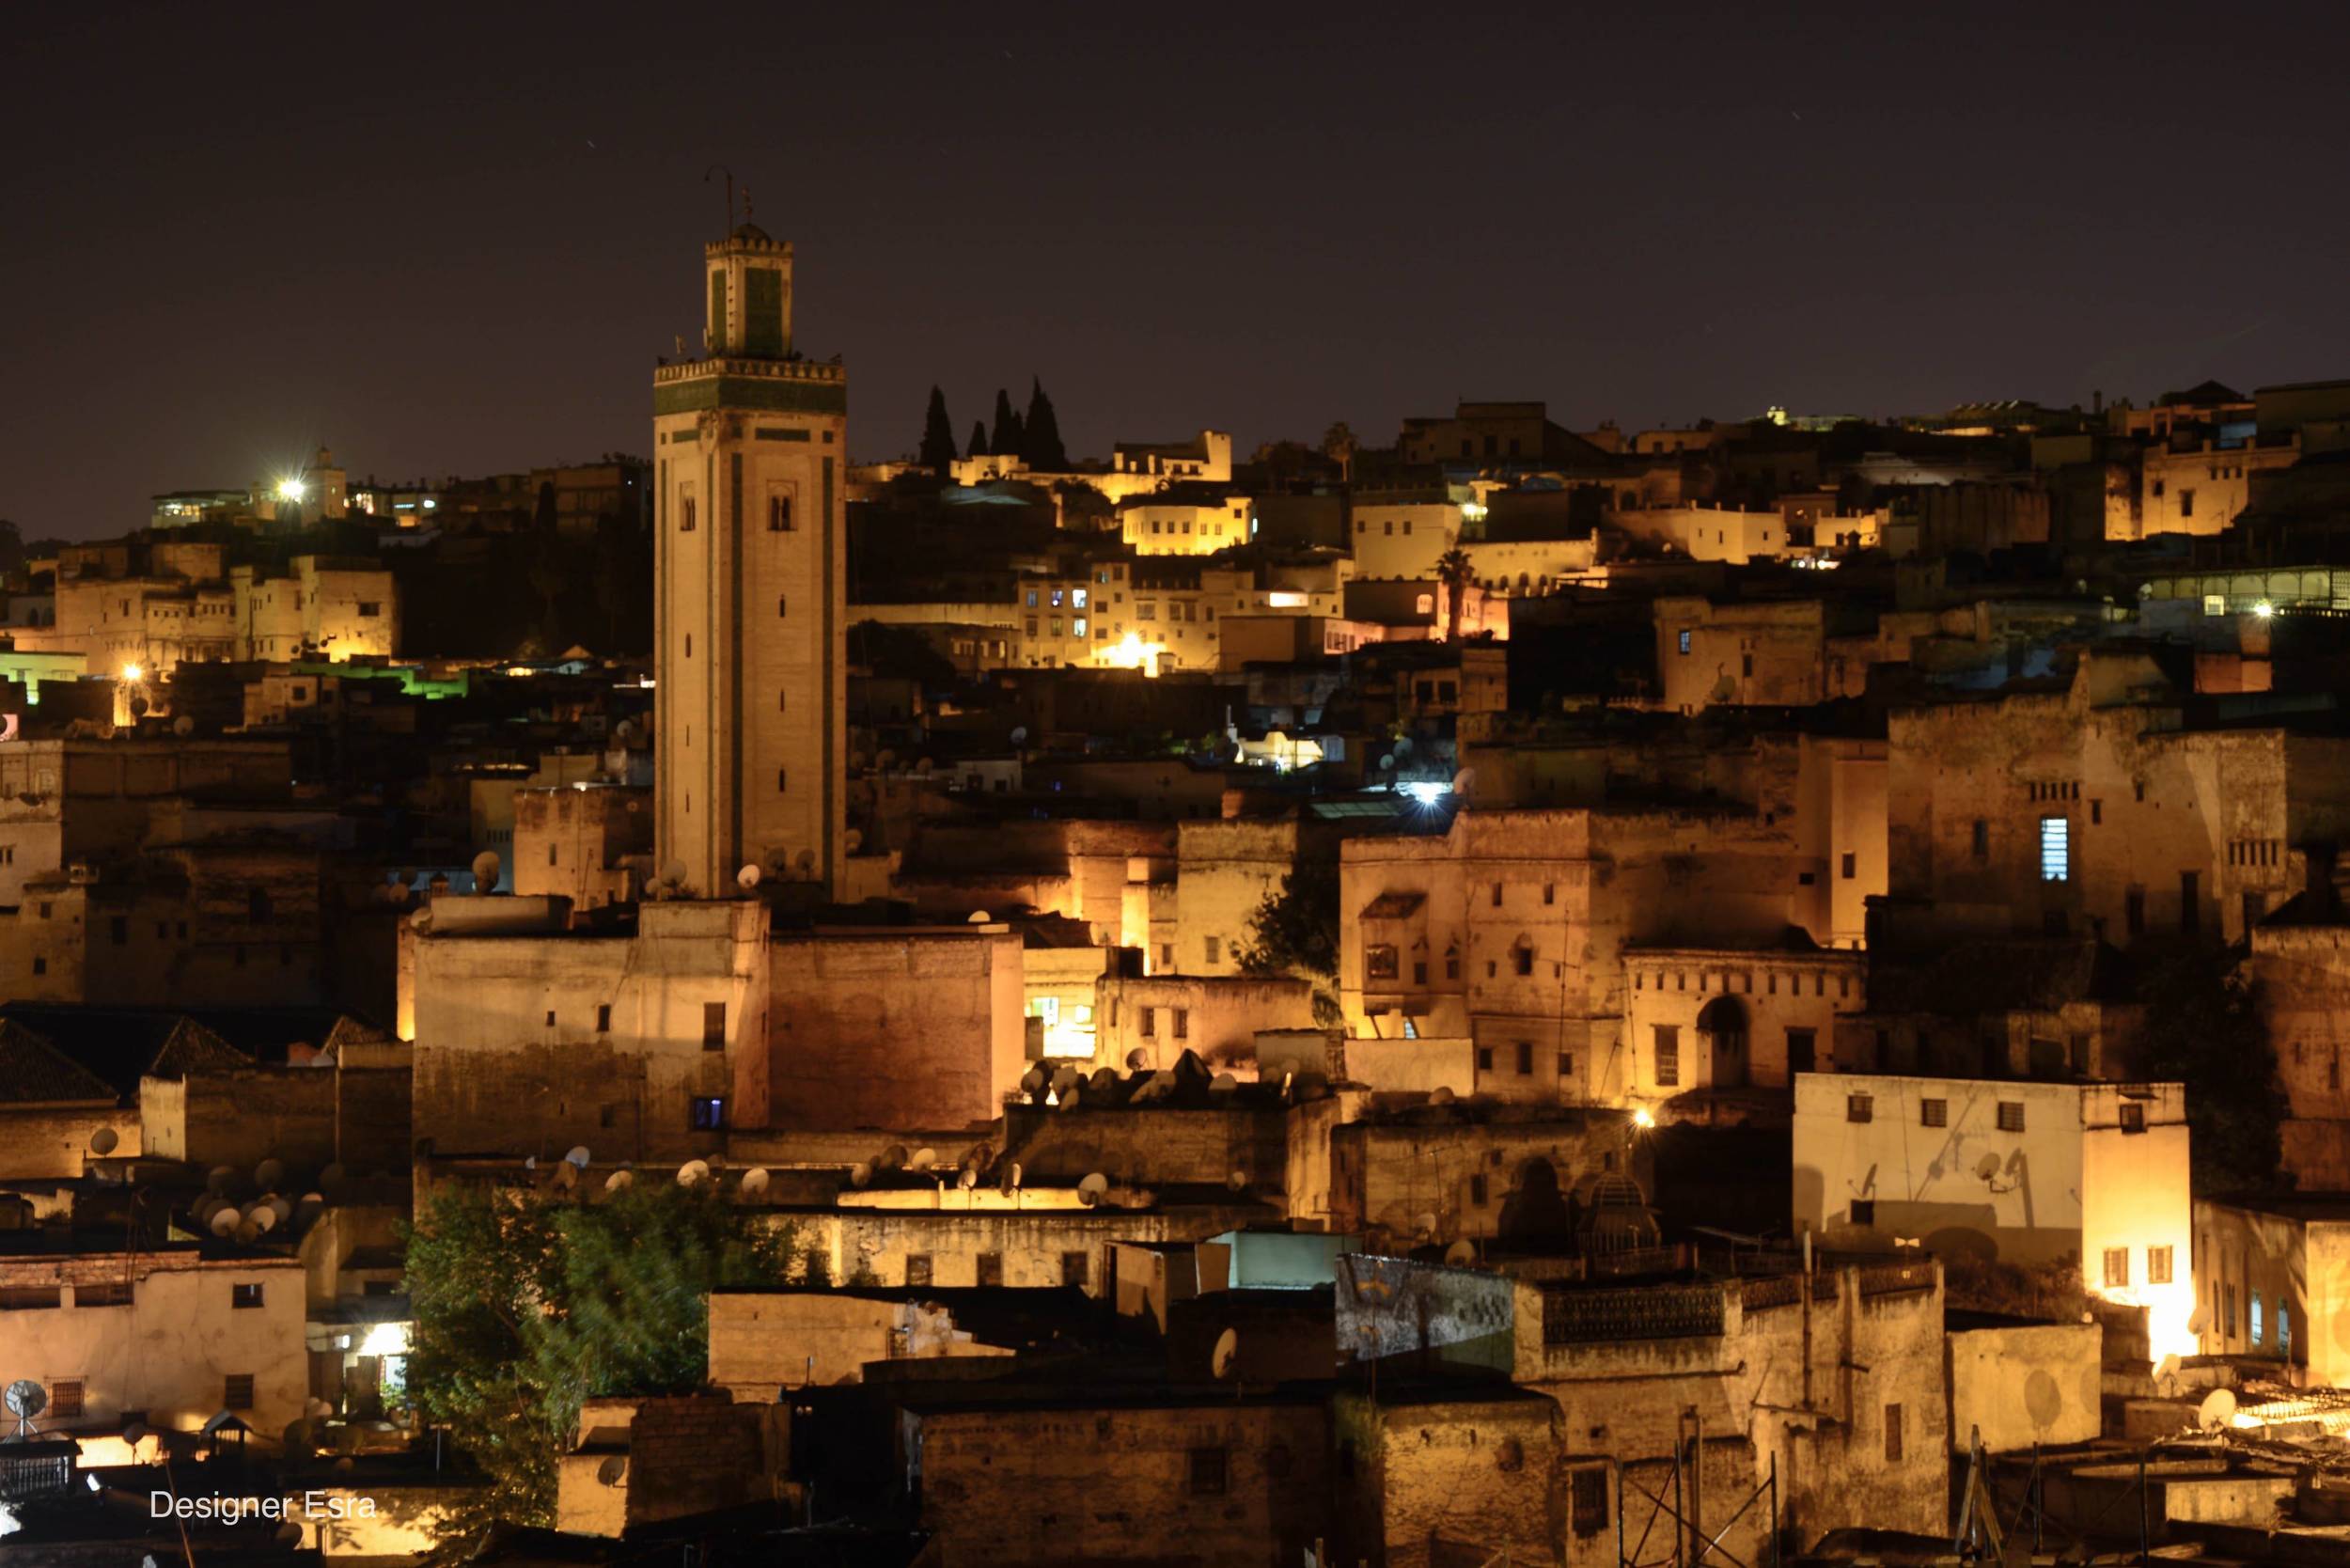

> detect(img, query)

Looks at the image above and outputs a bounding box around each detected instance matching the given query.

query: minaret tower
[651,222,847,897]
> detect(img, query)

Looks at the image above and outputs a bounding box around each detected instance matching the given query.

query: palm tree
[1435,547,1473,641]
[1321,421,1357,484]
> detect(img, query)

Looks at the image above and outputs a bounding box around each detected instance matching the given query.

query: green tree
[1239,857,1342,1025]
[990,387,1022,457]
[918,385,960,471]
[1435,547,1474,641]
[403,1178,797,1556]
[966,419,990,460]
[1022,377,1068,470]
[2133,936,2284,1194]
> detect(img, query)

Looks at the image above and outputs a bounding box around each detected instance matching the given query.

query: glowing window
[2038,816,2070,882]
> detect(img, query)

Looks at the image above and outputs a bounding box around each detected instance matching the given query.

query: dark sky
[6,1,2347,538]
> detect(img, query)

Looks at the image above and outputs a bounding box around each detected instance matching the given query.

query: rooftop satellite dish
[845,827,863,854]
[911,1148,938,1171]
[614,720,634,742]
[597,1455,627,1487]
[250,1207,278,1234]
[1089,1068,1118,1092]
[525,1155,538,1171]
[255,1158,284,1189]
[1061,1084,1082,1109]
[604,1169,634,1193]
[1124,1048,1149,1072]
[1077,1172,1109,1206]
[565,1147,590,1168]
[849,1161,873,1188]
[1211,1327,1239,1380]
[471,851,501,891]
[123,1421,149,1445]
[1414,1211,1439,1239]
[1430,1086,1455,1106]
[1210,1073,1237,1093]
[552,1162,578,1191]
[741,1168,770,1195]
[677,1159,712,1187]
[206,1165,235,1196]
[306,1397,333,1420]
[274,1522,304,1549]
[6,1378,48,1434]
[209,1207,240,1236]
[2199,1388,2238,1431]
[1007,1162,1023,1190]
[1227,1168,1248,1192]
[737,864,762,890]
[967,910,991,924]
[319,1162,347,1193]
[1452,767,1475,795]
[958,1166,979,1190]
[1973,1152,2002,1182]
[2187,1304,2210,1336]
[879,1144,908,1170]
[173,715,195,738]
[1445,1239,1477,1266]
[1010,726,1028,745]
[1050,1067,1080,1096]
[1378,753,1396,770]
[1020,1067,1046,1094]
[89,1126,118,1156]
[795,848,817,874]
[297,1191,325,1211]
[661,859,688,886]
[235,1217,261,1245]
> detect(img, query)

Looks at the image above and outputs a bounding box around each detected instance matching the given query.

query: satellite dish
[1010,726,1028,745]
[89,1126,118,1155]
[795,849,817,874]
[525,1156,538,1171]
[1060,1084,1082,1109]
[235,1217,261,1245]
[1007,1162,1023,1189]
[677,1159,712,1187]
[255,1158,284,1189]
[551,1162,578,1191]
[209,1208,240,1236]
[250,1207,278,1234]
[597,1454,628,1486]
[274,1522,304,1549]
[958,1166,979,1190]
[911,1148,938,1171]
[604,1169,634,1192]
[661,859,688,886]
[122,1421,149,1445]
[1974,1152,2002,1182]
[737,864,761,889]
[306,1397,333,1419]
[1211,1328,1239,1379]
[849,1162,871,1189]
[740,1168,770,1195]
[1020,1067,1046,1094]
[6,1379,48,1429]
[206,1165,236,1196]
[1210,1073,1237,1093]
[1124,1048,1149,1072]
[1445,1239,1477,1266]
[1077,1172,1110,1206]
[565,1147,590,1168]
[1414,1212,1439,1238]
[1451,767,1475,795]
[845,827,864,854]
[2187,1305,2210,1336]
[471,851,501,891]
[173,715,196,737]
[614,720,634,742]
[879,1144,908,1170]
[1430,1086,1455,1106]
[1226,1168,1248,1192]
[1378,753,1396,770]
[2199,1388,2238,1431]
[297,1191,325,1212]
[319,1162,347,1193]
[967,910,992,924]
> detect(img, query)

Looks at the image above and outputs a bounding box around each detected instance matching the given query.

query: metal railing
[1543,1284,1725,1345]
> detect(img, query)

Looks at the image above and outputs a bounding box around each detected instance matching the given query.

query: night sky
[6,2,2348,539]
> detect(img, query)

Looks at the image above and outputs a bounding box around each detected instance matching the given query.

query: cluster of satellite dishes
[1013,1051,1330,1115]
[185,1155,349,1245]
[515,1145,777,1203]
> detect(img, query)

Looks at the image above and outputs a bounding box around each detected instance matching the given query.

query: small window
[2039,816,2070,882]
[2120,1101,2146,1133]
[1204,935,1220,965]
[1515,1041,1533,1075]
[230,1283,264,1309]
[2103,1247,2130,1287]
[1852,1198,1876,1226]
[1558,1051,1574,1080]
[702,1001,727,1048]
[680,494,696,531]
[1920,1099,1948,1127]
[1884,1403,1904,1464]
[1172,1008,1188,1040]
[976,1252,1003,1288]
[1513,947,1533,977]
[1571,1466,1608,1536]
[690,1095,726,1130]
[1139,1007,1156,1039]
[768,493,793,531]
[905,1255,933,1287]
[1491,882,1503,906]
[1365,946,1399,981]
[1841,852,1856,880]
[49,1378,84,1418]
[1469,1173,1488,1206]
[1189,1447,1229,1497]
[2252,1290,2264,1344]
[1543,883,1556,905]
[776,767,788,792]
[1476,1045,1495,1072]
[596,1004,612,1033]
[1997,1101,2025,1132]
[224,1373,255,1410]
[1060,1250,1090,1289]
[1847,1094,1873,1122]
[1677,629,1692,655]
[1653,1025,1680,1087]
[2148,1245,2173,1284]
[109,916,128,946]
[1971,820,1989,859]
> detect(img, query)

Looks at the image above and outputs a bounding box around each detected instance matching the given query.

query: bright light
[2254,600,2275,619]
[356,1321,412,1357]
[1100,632,1167,675]
[1401,781,1450,807]
[1633,1107,1656,1130]
[276,478,307,503]
[119,663,143,682]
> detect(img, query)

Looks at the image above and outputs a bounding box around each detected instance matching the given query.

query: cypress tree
[1022,377,1068,469]
[990,388,1019,455]
[966,420,990,460]
[917,385,958,470]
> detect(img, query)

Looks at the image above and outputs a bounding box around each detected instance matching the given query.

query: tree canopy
[1238,856,1342,1025]
[2132,936,2284,1194]
[918,385,960,470]
[966,419,990,460]
[990,388,1024,458]
[402,1178,799,1554]
[1022,377,1068,469]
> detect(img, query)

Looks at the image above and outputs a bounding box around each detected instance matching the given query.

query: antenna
[5,1379,48,1438]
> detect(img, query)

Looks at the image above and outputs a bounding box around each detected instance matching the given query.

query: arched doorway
[1698,996,1749,1089]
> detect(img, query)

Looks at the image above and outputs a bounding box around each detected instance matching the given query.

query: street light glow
[119,663,142,682]
[277,477,307,502]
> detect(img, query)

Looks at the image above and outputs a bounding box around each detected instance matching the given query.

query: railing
[1543,1284,1724,1345]
[1856,1261,1935,1297]
[1739,1273,1839,1312]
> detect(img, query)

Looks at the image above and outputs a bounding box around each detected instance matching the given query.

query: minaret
[651,223,847,898]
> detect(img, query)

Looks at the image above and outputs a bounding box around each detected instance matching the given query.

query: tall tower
[652,223,847,897]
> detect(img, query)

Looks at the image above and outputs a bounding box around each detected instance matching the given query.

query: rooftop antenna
[705,164,735,237]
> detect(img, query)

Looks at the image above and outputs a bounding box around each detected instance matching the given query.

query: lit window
[2039,816,2069,882]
